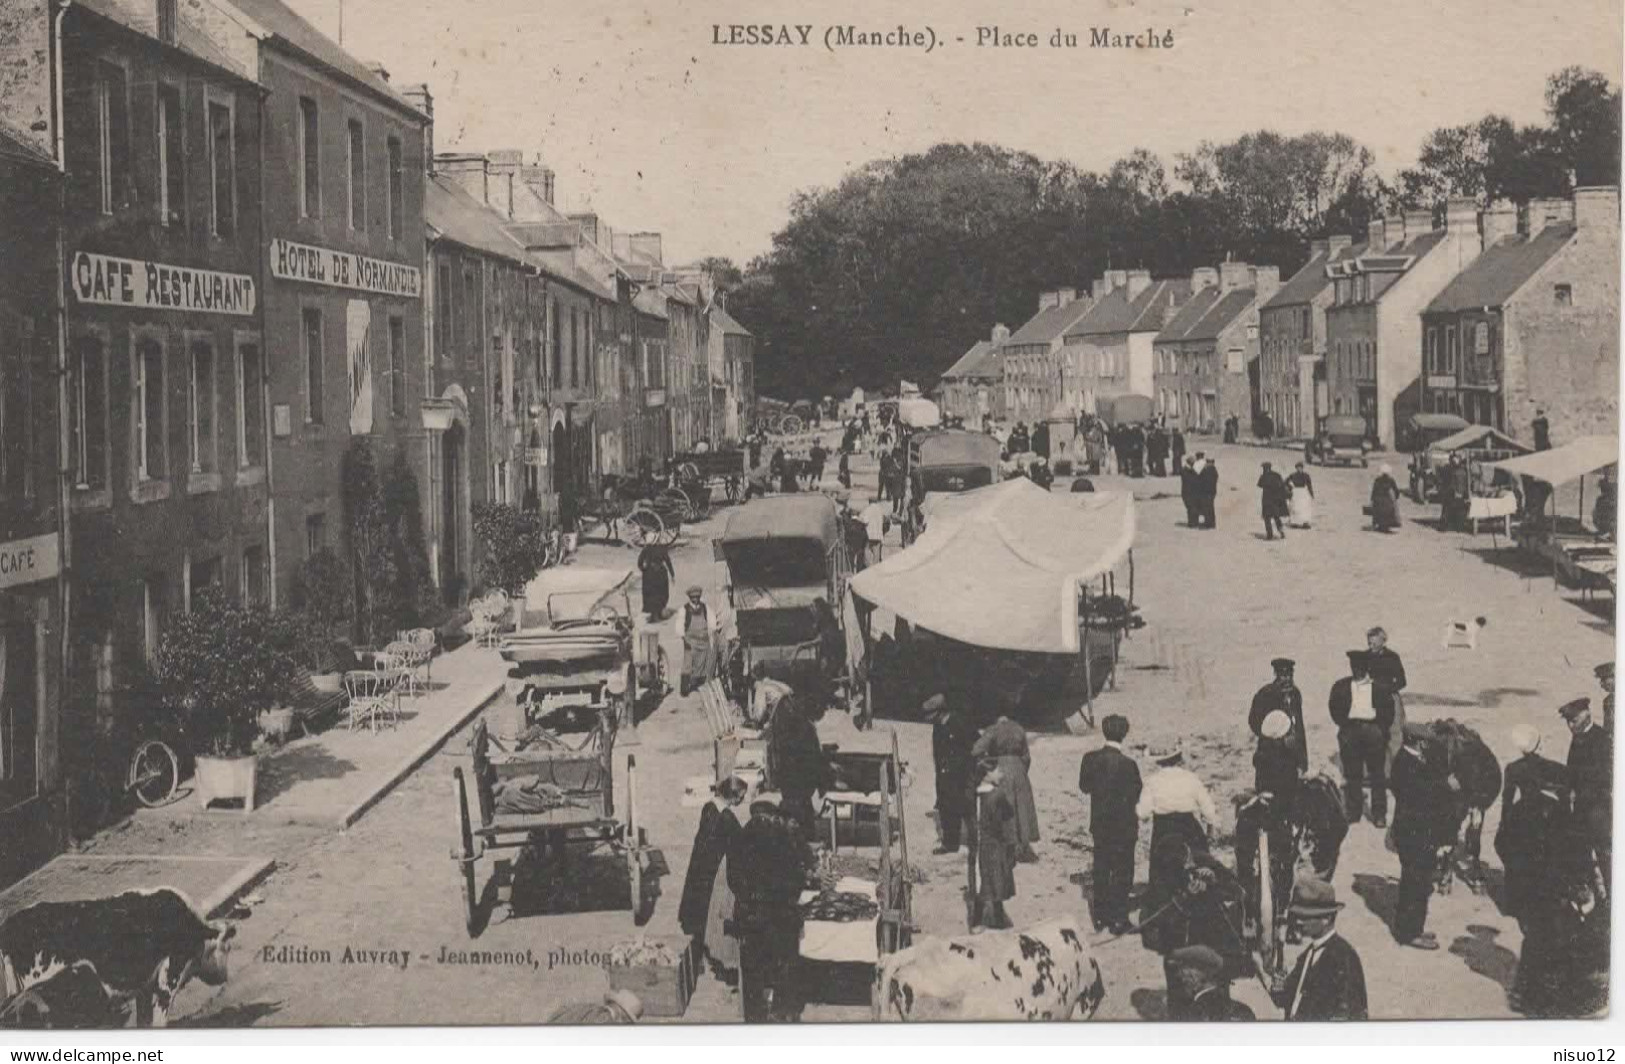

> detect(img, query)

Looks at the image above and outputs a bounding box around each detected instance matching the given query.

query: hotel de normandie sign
[270,238,422,300]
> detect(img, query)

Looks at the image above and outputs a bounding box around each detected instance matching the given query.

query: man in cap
[727,791,811,1022]
[1495,723,1570,927]
[1197,455,1220,529]
[1561,696,1612,895]
[1168,945,1254,1021]
[1257,461,1289,540]
[1329,650,1394,826]
[1077,714,1142,933]
[673,585,724,697]
[926,693,976,855]
[1389,729,1461,949]
[1249,658,1307,773]
[1270,878,1367,1020]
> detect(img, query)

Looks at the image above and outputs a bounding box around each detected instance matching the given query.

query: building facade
[1001,289,1092,424]
[1420,189,1620,445]
[1153,263,1278,434]
[1063,271,1191,419]
[1258,236,1363,439]
[1324,200,1482,448]
[716,307,754,441]
[939,324,1008,426]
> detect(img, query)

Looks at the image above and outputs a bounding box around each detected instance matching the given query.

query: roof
[520,567,634,625]
[1065,280,1191,339]
[1425,225,1576,313]
[1263,243,1367,309]
[1007,298,1094,346]
[425,176,531,266]
[942,339,1005,380]
[632,286,668,319]
[849,480,1136,653]
[1157,287,1256,343]
[77,0,257,84]
[721,494,840,546]
[1409,412,1470,433]
[712,307,752,337]
[1489,436,1618,485]
[1154,287,1221,342]
[527,247,616,301]
[221,0,424,119]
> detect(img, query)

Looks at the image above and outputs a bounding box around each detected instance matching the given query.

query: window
[462,267,478,364]
[134,339,165,482]
[435,261,454,357]
[570,308,580,389]
[1426,328,1438,374]
[189,556,222,609]
[142,578,167,664]
[1,327,32,499]
[157,84,184,227]
[96,63,130,214]
[586,316,595,389]
[1554,284,1573,306]
[303,307,324,423]
[1444,327,1457,375]
[208,100,235,236]
[298,97,319,218]
[1473,322,1490,355]
[551,298,562,384]
[387,137,403,239]
[1246,323,1258,340]
[388,316,405,417]
[1,620,40,805]
[347,119,365,230]
[241,545,267,604]
[189,340,216,473]
[237,341,262,467]
[1226,348,1244,374]
[70,336,107,490]
[305,513,326,558]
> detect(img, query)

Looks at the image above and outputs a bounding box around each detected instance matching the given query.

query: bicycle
[71,699,190,838]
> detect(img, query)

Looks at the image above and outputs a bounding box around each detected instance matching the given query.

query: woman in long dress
[679,777,748,977]
[1371,464,1402,532]
[638,544,675,621]
[968,760,1019,931]
[971,713,1040,861]
[1286,463,1315,528]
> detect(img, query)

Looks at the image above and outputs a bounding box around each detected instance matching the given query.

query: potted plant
[290,549,353,691]
[153,587,303,811]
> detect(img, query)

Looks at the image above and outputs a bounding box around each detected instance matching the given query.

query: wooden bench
[284,675,349,738]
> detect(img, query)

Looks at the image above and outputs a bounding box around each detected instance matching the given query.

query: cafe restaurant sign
[0,533,60,591]
[71,251,256,316]
[270,238,422,300]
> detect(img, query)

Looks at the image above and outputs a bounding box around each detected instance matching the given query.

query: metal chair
[398,627,437,686]
[344,669,398,733]
[382,641,425,698]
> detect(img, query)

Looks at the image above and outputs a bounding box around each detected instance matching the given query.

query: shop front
[0,533,64,887]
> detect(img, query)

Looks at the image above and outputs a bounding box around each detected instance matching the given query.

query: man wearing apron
[673,585,719,696]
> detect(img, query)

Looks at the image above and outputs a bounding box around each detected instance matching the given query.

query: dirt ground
[91,433,1610,1027]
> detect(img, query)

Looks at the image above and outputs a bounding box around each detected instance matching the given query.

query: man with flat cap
[1249,658,1307,774]
[1562,696,1612,895]
[673,585,724,696]
[1168,945,1254,1021]
[927,693,976,855]
[1271,879,1367,1020]
[1329,650,1394,826]
[1078,714,1142,933]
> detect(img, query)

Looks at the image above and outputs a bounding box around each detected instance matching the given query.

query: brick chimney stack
[1038,291,1061,312]
[992,324,1011,344]
[1366,220,1387,253]
[486,149,522,219]
[1250,265,1281,301]
[1383,215,1405,250]
[1527,197,1574,236]
[1573,186,1620,238]
[1309,239,1330,258]
[436,152,489,206]
[1126,269,1152,299]
[1218,261,1250,291]
[1327,235,1354,255]
[1056,288,1077,307]
[1481,200,1517,246]
[1105,269,1128,292]
[521,159,556,207]
[400,84,434,167]
[1190,266,1218,292]
[365,61,390,83]
[1404,208,1434,242]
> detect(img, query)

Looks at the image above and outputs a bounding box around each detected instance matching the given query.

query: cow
[0,888,235,1028]
[876,915,1105,1021]
[0,962,121,1029]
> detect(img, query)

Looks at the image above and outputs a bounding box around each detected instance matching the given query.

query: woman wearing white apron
[1287,462,1316,529]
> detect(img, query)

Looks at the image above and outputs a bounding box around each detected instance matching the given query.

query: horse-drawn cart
[577,476,682,547]
[675,449,746,506]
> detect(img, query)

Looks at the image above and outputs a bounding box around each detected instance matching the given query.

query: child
[968,758,1018,931]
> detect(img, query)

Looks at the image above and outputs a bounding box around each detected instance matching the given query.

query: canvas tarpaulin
[520,566,635,627]
[1488,435,1618,485]
[848,478,1135,653]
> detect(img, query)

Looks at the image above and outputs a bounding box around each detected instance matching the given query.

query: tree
[697,256,744,294]
[1546,66,1621,187]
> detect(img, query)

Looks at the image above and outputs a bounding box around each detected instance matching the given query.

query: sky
[283,0,1623,266]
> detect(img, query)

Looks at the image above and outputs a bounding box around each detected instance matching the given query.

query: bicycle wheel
[625,507,663,547]
[129,739,180,807]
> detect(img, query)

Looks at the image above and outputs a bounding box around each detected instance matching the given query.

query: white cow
[877,915,1105,1021]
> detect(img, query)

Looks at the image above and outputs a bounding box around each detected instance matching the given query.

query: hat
[1379,463,1393,475]
[1558,697,1593,721]
[921,693,947,715]
[1288,878,1344,916]
[1148,743,1184,765]
[1270,657,1296,673]
[685,585,704,597]
[1168,945,1224,976]
[604,989,645,1022]
[1346,650,1370,670]
[1261,711,1292,740]
[1508,724,1541,756]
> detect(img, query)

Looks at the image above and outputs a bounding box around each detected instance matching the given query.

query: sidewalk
[141,638,505,829]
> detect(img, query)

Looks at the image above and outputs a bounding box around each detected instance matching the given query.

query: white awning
[1487,435,1618,485]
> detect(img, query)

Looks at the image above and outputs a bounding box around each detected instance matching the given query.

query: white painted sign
[0,533,60,590]
[270,238,422,299]
[70,251,256,316]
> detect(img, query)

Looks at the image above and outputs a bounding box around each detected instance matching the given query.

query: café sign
[0,533,60,591]
[270,238,422,299]
[71,251,256,316]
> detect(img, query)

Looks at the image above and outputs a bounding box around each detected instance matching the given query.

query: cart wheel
[781,414,804,435]
[625,507,663,547]
[626,754,643,923]
[453,768,480,936]
[724,476,741,503]
[129,738,180,807]
[657,487,690,516]
[658,518,681,546]
[678,462,701,483]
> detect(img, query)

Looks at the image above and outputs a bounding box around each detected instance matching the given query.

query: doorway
[441,423,465,602]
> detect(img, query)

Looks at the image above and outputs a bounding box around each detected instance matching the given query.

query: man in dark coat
[727,793,810,1022]
[1533,409,1551,451]
[766,696,827,835]
[1250,658,1307,772]
[1197,457,1220,529]
[1168,946,1254,1021]
[1562,696,1612,894]
[1365,626,1408,768]
[1179,456,1199,528]
[1127,424,1147,477]
[1170,428,1187,470]
[1077,714,1142,933]
[1271,879,1368,1020]
[807,442,827,487]
[1389,731,1459,949]
[1329,650,1394,826]
[1147,427,1167,477]
[926,693,976,855]
[1257,462,1289,539]
[1495,723,1570,925]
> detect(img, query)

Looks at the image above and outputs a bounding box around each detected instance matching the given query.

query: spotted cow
[0,962,121,1029]
[0,888,235,1028]
[877,915,1105,1021]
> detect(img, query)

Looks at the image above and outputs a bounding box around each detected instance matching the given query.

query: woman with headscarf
[1370,464,1402,532]
[637,543,675,622]
[680,776,749,972]
[1495,724,1570,926]
[971,711,1040,862]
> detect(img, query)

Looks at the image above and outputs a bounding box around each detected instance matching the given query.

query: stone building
[1153,263,1280,433]
[714,307,755,441]
[939,324,1008,426]
[1420,188,1620,445]
[1001,289,1093,424]
[1324,200,1482,448]
[1258,236,1364,439]
[1062,270,1191,418]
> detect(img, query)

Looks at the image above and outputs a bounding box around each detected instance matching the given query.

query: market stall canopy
[896,397,941,428]
[850,478,1135,653]
[1488,435,1619,485]
[1428,424,1531,456]
[521,566,635,626]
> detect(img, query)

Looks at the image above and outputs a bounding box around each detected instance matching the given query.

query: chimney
[1190,266,1218,292]
[1056,287,1077,307]
[1219,261,1250,292]
[1250,265,1281,301]
[486,150,521,219]
[1404,208,1434,242]
[612,233,633,260]
[570,213,603,245]
[1443,197,1477,237]
[1327,234,1353,256]
[628,232,663,266]
[1481,200,1517,246]
[1383,215,1405,250]
[365,61,390,84]
[1125,269,1152,299]
[400,84,434,166]
[1038,291,1061,312]
[1366,220,1387,252]
[991,323,1011,345]
[1528,196,1575,236]
[1573,186,1619,237]
[1090,278,1109,300]
[1105,269,1129,292]
[435,152,489,206]
[1309,239,1330,259]
[520,160,556,209]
